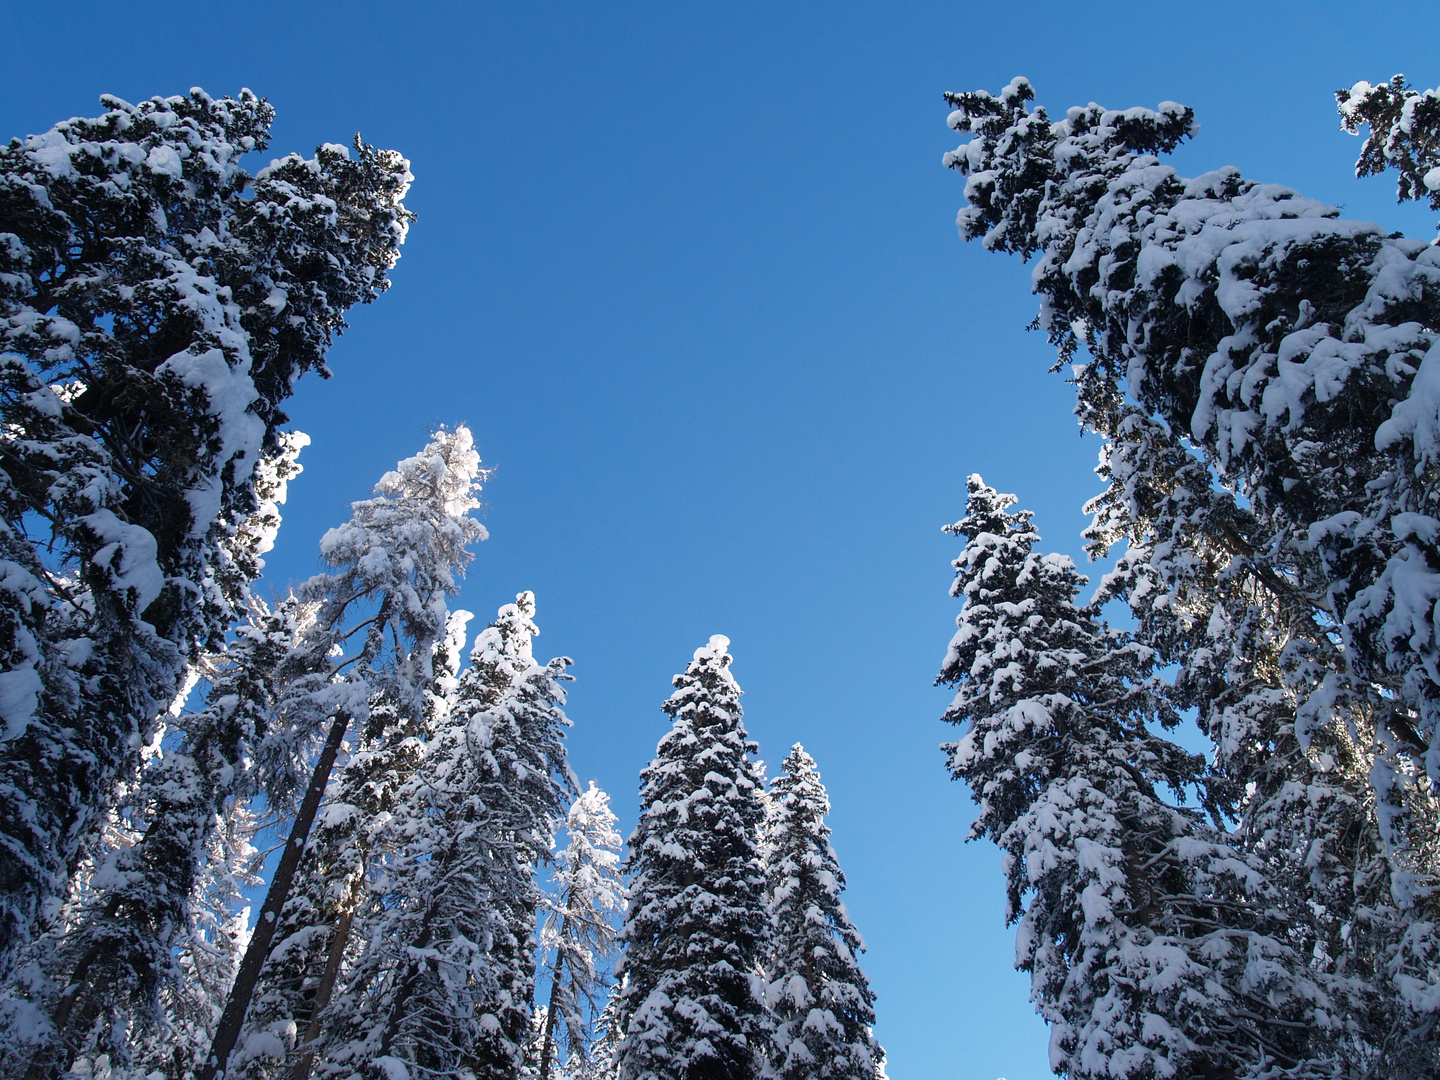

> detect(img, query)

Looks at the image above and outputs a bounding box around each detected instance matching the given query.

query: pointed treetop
[944,474,1033,543]
[374,423,487,524]
[667,634,741,708]
[470,591,539,669]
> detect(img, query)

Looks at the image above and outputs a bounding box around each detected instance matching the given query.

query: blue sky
[5,4,1439,1077]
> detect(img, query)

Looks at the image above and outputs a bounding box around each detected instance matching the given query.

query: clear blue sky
[4,4,1439,1077]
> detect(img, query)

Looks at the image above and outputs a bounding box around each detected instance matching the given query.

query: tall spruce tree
[763,745,881,1080]
[1079,393,1417,1076]
[615,636,771,1080]
[0,91,412,980]
[940,76,1440,783]
[941,79,1440,1073]
[939,476,1353,1079]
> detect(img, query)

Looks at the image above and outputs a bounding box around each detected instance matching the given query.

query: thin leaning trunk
[536,914,569,1080]
[200,710,352,1080]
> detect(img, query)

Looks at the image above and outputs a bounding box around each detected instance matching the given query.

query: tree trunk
[199,709,351,1080]
[289,882,361,1080]
[536,915,569,1080]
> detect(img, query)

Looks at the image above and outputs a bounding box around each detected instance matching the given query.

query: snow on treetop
[696,634,731,661]
[1001,76,1033,103]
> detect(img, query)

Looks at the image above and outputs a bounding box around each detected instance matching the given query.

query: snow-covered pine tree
[763,744,881,1080]
[939,475,1345,1080]
[455,593,575,1080]
[0,433,309,1080]
[234,690,430,1080]
[1079,383,1425,1076]
[312,592,574,1080]
[942,81,1440,1072]
[0,91,412,980]
[11,598,309,1080]
[536,782,626,1080]
[162,788,264,1078]
[615,636,771,1080]
[940,77,1440,788]
[248,610,474,1080]
[202,426,487,1080]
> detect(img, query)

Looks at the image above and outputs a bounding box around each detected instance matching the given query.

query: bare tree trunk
[199,710,351,1080]
[536,916,569,1080]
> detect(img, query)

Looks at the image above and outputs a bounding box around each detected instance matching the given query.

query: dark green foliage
[616,637,770,1080]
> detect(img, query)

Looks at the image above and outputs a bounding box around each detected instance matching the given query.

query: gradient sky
[4,4,1439,1077]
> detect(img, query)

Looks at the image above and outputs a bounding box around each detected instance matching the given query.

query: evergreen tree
[763,745,881,1080]
[313,592,573,1080]
[568,981,625,1080]
[0,435,309,1079]
[939,476,1348,1079]
[246,610,474,1080]
[536,782,626,1080]
[204,426,487,1080]
[1080,394,1418,1076]
[615,636,771,1080]
[0,91,412,980]
[941,80,1440,1073]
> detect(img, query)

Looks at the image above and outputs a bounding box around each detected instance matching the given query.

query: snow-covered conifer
[615,636,771,1080]
[536,782,626,1080]
[312,592,573,1080]
[0,91,411,980]
[939,475,1348,1079]
[763,745,880,1080]
[940,78,1439,781]
[941,81,1440,1073]
[202,427,487,1080]
[1079,390,1424,1076]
